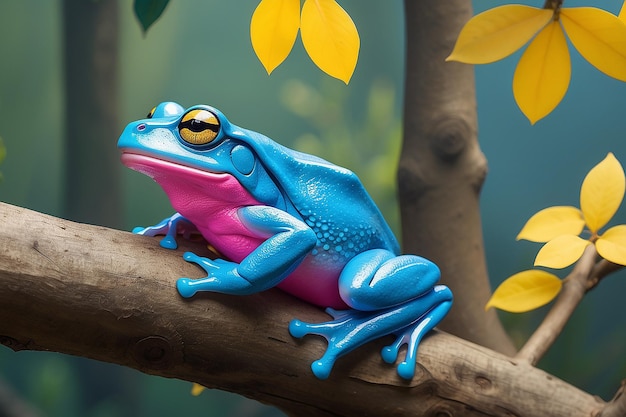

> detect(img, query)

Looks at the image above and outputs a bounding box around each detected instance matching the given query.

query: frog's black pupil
[180,118,219,133]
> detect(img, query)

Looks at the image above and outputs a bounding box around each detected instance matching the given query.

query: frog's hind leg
[338,249,441,311]
[381,285,453,379]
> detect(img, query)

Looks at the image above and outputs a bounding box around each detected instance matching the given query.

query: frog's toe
[288,319,310,338]
[288,316,347,340]
[391,296,453,379]
[176,278,197,298]
[159,235,178,249]
[183,251,203,264]
[381,329,411,364]
[311,358,335,380]
[397,360,417,380]
[132,226,146,234]
[381,344,399,364]
[381,327,421,379]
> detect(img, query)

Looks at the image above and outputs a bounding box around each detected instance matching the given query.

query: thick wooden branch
[0,202,608,416]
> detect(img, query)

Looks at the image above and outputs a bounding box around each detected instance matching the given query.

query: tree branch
[0,202,610,416]
[516,245,597,365]
[600,380,626,417]
[516,245,624,366]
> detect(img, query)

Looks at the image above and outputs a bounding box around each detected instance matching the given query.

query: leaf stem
[543,0,563,20]
[543,0,563,11]
[600,380,626,417]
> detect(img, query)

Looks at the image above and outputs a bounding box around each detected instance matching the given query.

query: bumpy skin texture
[118,102,453,379]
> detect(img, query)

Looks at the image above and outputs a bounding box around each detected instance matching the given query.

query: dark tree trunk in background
[62,0,121,228]
[399,1,515,354]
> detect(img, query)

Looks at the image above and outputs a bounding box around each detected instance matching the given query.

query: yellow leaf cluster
[448,4,626,124]
[250,0,360,83]
[487,153,626,313]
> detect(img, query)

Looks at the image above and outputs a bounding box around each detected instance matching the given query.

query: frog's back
[235,128,400,255]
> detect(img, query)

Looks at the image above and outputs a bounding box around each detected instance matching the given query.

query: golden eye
[178,109,220,145]
[147,106,156,118]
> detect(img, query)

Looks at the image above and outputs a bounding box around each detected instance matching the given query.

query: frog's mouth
[120,151,261,207]
[120,151,229,184]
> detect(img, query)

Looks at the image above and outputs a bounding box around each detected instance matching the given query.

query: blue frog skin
[118,102,453,380]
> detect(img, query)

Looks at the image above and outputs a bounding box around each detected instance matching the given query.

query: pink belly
[121,152,348,309]
[278,262,347,309]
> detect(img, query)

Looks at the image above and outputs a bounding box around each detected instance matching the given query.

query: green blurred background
[0,1,625,416]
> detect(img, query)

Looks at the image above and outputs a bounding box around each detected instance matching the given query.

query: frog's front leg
[177,205,316,298]
[289,249,453,380]
[133,212,197,249]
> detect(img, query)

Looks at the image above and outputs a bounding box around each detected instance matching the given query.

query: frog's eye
[147,106,156,118]
[178,109,220,146]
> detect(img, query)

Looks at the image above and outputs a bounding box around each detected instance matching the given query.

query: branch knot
[132,335,173,370]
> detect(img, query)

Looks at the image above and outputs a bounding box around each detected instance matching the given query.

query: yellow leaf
[191,383,205,396]
[596,225,626,265]
[446,5,553,64]
[560,7,626,82]
[300,0,360,83]
[513,21,570,124]
[620,1,626,23]
[486,270,562,313]
[250,0,301,74]
[534,235,591,268]
[580,152,625,233]
[517,206,584,242]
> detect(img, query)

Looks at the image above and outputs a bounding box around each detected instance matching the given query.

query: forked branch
[516,245,623,366]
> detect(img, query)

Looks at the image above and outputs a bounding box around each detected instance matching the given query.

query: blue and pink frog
[118,102,452,380]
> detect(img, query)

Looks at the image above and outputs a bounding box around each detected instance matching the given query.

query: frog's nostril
[137,123,146,131]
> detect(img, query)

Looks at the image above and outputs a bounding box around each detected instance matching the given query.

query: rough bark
[0,201,611,417]
[400,1,515,354]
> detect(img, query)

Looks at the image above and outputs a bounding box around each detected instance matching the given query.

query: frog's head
[117,102,287,209]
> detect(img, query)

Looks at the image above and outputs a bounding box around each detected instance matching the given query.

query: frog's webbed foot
[289,285,453,380]
[289,309,373,380]
[381,285,453,379]
[133,212,197,249]
[176,252,254,298]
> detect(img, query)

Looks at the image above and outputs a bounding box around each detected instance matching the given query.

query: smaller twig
[599,380,626,417]
[543,0,563,11]
[516,245,597,365]
[587,259,622,292]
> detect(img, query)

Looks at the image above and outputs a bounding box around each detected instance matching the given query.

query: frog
[118,102,453,380]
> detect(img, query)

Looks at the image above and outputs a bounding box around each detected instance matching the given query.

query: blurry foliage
[1,351,284,417]
[280,77,402,234]
[133,0,170,34]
